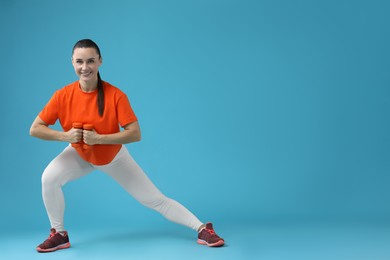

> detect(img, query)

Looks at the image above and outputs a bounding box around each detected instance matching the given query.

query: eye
[87,59,95,64]
[75,60,83,64]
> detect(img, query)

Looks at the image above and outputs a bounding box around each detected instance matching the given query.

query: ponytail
[97,72,104,117]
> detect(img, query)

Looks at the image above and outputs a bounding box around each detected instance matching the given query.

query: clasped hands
[68,124,100,146]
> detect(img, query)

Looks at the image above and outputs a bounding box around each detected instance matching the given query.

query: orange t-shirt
[39,81,138,165]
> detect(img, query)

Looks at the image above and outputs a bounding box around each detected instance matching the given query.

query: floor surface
[1,222,389,260]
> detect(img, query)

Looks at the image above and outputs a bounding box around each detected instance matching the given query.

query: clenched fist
[67,127,83,143]
[83,128,100,145]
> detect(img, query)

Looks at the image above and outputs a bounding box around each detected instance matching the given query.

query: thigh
[95,146,163,203]
[42,146,94,186]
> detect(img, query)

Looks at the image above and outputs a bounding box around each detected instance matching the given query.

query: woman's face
[72,47,102,84]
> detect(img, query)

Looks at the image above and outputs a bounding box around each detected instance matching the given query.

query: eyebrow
[75,57,96,61]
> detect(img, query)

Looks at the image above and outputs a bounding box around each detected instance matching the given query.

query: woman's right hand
[66,127,83,143]
[30,116,83,143]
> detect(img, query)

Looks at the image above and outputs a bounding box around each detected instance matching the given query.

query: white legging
[41,145,203,232]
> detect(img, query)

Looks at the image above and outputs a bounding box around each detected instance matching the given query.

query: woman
[30,39,224,253]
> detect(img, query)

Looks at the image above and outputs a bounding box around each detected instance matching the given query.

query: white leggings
[41,145,203,232]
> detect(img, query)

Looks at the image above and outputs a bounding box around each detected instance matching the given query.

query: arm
[29,116,82,143]
[83,121,141,145]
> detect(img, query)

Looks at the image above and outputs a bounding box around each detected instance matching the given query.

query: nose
[81,62,88,70]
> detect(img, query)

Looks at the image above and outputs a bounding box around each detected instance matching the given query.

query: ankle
[58,231,68,236]
[198,224,206,233]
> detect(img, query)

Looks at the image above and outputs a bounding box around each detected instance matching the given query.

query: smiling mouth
[81,72,92,77]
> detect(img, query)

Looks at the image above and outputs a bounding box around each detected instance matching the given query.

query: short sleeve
[117,93,138,127]
[38,91,60,125]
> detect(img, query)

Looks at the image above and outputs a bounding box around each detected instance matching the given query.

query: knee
[140,194,169,211]
[41,171,52,188]
[41,169,61,188]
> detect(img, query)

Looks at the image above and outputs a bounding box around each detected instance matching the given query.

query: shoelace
[44,230,56,242]
[205,228,216,235]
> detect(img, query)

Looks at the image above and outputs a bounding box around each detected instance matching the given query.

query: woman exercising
[30,39,224,252]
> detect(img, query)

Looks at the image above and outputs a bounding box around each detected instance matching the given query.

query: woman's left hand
[83,128,101,145]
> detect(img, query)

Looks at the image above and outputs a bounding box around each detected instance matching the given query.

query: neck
[79,80,98,92]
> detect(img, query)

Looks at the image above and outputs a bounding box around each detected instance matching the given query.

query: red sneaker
[36,228,71,253]
[197,223,224,247]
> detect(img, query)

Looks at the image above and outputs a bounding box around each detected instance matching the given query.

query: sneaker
[36,228,71,253]
[197,222,224,247]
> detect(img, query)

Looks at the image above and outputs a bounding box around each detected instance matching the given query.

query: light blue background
[1,0,389,239]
